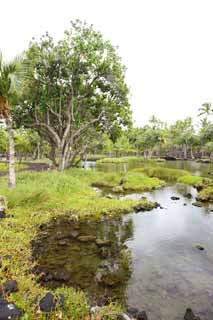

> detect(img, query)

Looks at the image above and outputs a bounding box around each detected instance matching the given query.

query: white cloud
[1,0,213,126]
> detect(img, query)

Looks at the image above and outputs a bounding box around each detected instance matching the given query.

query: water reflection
[32,216,133,305]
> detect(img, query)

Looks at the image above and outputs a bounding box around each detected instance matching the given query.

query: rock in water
[171,196,180,200]
[195,244,205,251]
[0,298,22,320]
[95,239,111,247]
[184,308,201,319]
[77,235,96,242]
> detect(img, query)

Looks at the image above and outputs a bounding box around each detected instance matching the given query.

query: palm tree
[0,52,22,188]
[198,102,213,118]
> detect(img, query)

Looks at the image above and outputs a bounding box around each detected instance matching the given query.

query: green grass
[96,156,146,164]
[92,171,166,193]
[196,186,213,202]
[132,166,190,182]
[178,175,212,188]
[0,168,160,319]
[0,163,27,171]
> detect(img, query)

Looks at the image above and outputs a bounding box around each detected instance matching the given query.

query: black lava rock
[39,292,65,312]
[3,280,18,295]
[0,297,22,319]
[171,196,180,200]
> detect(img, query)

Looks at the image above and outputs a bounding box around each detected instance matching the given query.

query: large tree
[17,21,131,170]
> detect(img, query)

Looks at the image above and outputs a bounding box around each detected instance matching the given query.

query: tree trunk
[190,146,194,159]
[6,117,16,188]
[183,144,187,159]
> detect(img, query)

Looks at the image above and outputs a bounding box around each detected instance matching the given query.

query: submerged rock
[78,235,96,242]
[96,239,111,247]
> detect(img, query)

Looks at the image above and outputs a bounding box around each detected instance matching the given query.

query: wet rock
[0,297,22,319]
[192,202,203,207]
[78,235,96,242]
[96,239,111,247]
[2,280,18,295]
[117,313,131,320]
[184,308,201,320]
[195,244,205,251]
[39,292,65,312]
[171,196,180,200]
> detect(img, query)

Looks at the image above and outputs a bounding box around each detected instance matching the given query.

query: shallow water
[123,185,213,320]
[86,159,213,177]
[33,160,213,319]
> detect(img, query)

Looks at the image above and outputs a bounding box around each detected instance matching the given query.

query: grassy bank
[196,186,213,202]
[92,171,165,193]
[96,156,147,164]
[0,168,161,319]
[177,175,212,188]
[132,166,190,182]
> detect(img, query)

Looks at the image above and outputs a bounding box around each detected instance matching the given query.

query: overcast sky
[1,0,213,126]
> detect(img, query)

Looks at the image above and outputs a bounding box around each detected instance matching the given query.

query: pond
[32,160,213,320]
